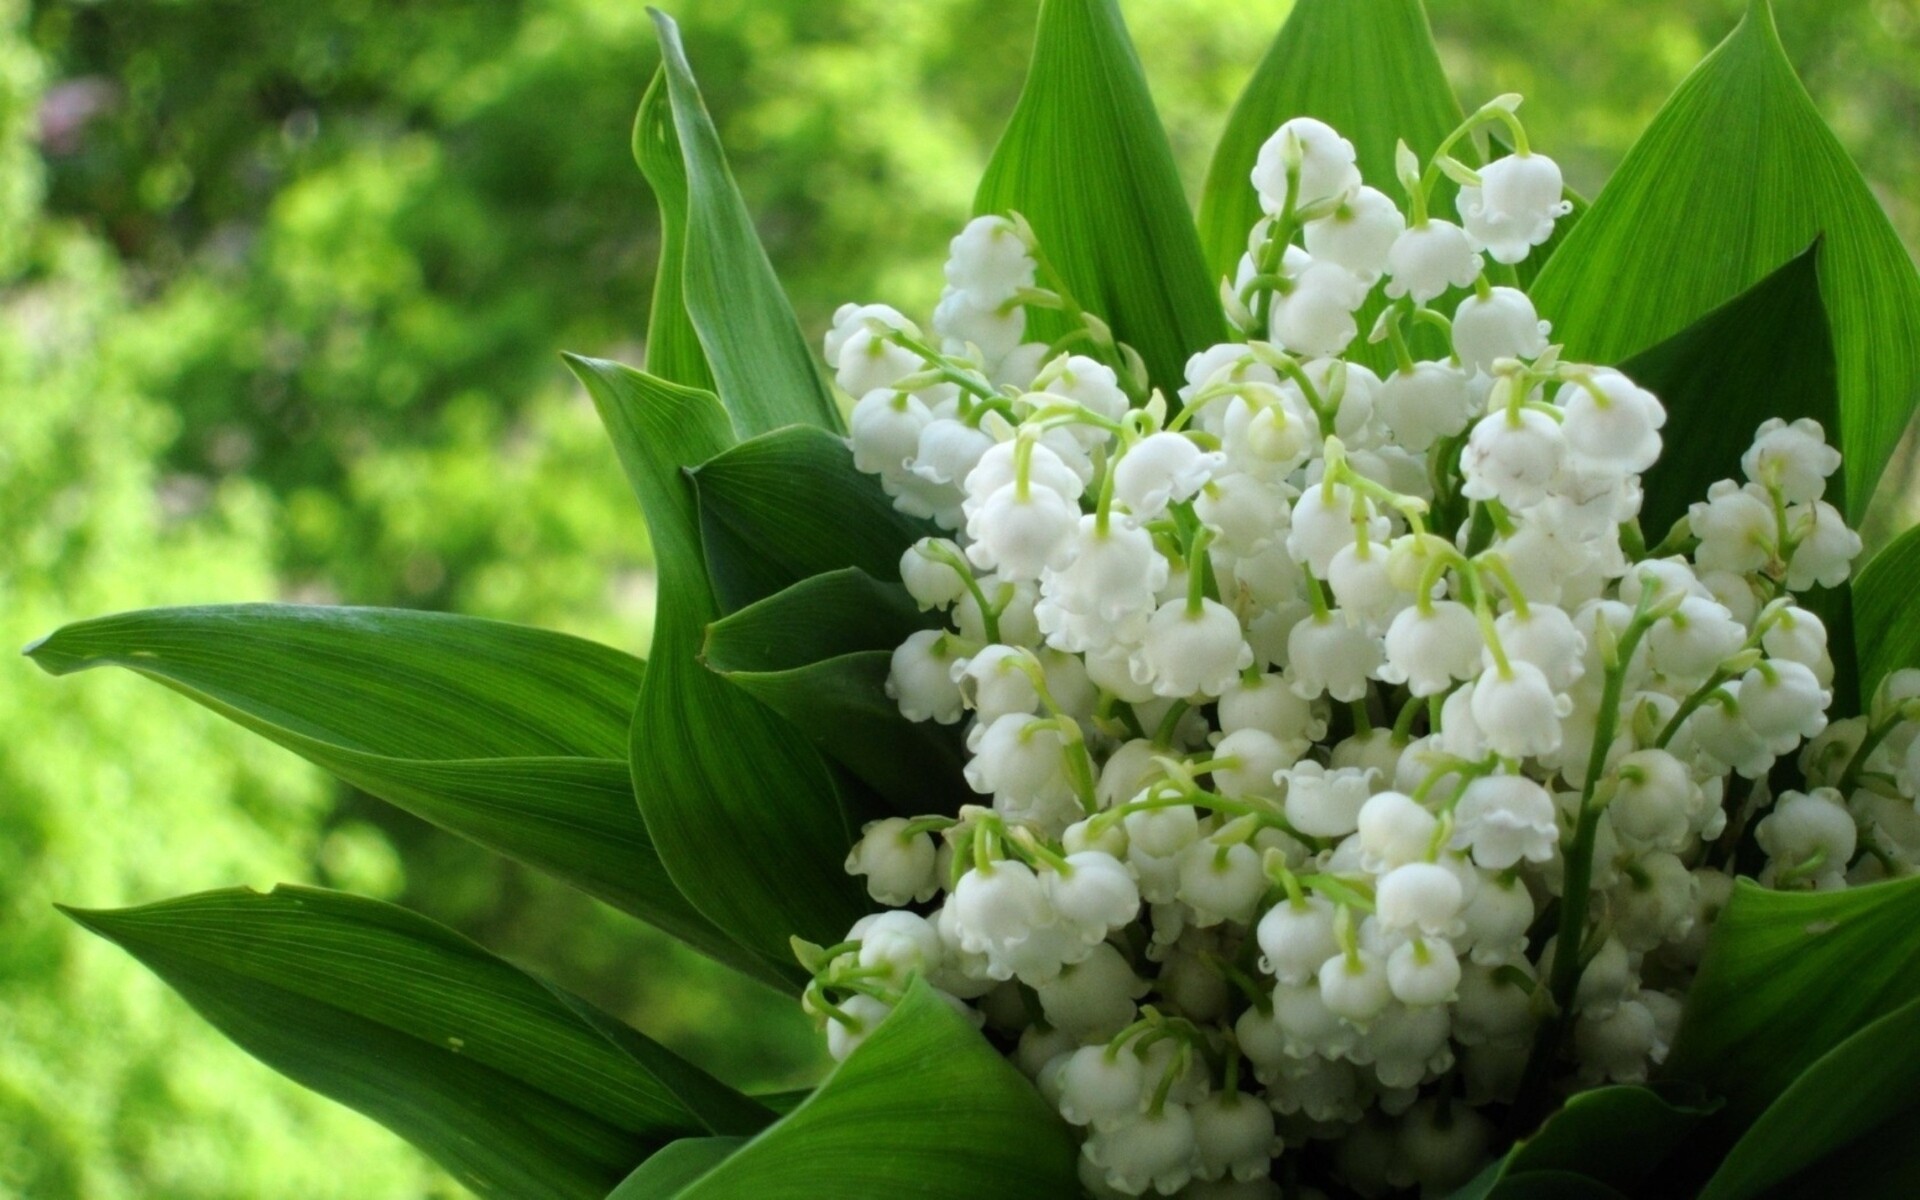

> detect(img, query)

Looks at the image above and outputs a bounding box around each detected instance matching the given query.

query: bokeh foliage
[8,0,1916,1193]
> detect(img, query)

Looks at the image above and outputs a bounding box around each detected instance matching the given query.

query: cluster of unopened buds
[800,98,1916,1197]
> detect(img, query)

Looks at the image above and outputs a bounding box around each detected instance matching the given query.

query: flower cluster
[803,101,1914,1197]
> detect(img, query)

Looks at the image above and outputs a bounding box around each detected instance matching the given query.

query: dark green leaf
[704,570,970,814]
[23,604,773,982]
[641,11,840,436]
[1493,1085,1713,1197]
[665,981,1078,1199]
[1700,995,1920,1200]
[632,68,714,394]
[62,886,743,1200]
[976,0,1223,395]
[1665,874,1920,1123]
[606,1138,747,1198]
[1849,521,1920,701]
[1529,0,1920,524]
[1198,0,1467,288]
[570,355,866,977]
[690,425,939,613]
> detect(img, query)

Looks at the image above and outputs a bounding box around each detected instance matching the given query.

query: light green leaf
[605,1138,747,1198]
[1701,995,1920,1200]
[23,603,776,984]
[1487,1085,1712,1198]
[1665,874,1920,1123]
[1528,0,1920,524]
[662,981,1078,1199]
[640,11,839,436]
[62,886,748,1200]
[704,569,970,814]
[1198,0,1467,288]
[632,68,714,394]
[1849,521,1920,701]
[975,0,1223,395]
[570,354,866,977]
[689,425,938,613]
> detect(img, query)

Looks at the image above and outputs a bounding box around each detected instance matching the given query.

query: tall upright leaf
[1850,522,1920,699]
[661,982,1078,1199]
[62,887,756,1200]
[1529,0,1920,524]
[638,12,840,435]
[569,355,865,976]
[975,0,1222,395]
[1197,0,1466,285]
[24,604,775,983]
[633,69,714,394]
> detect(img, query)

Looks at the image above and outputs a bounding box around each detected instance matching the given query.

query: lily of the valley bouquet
[33,1,1920,1197]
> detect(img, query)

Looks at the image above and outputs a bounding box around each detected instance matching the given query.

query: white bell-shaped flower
[1756,787,1856,883]
[1646,595,1746,682]
[1452,287,1549,372]
[1253,117,1362,212]
[1288,482,1382,576]
[1046,851,1142,941]
[1471,660,1569,758]
[963,712,1076,825]
[1784,500,1861,591]
[1742,416,1841,503]
[1304,185,1406,280]
[1458,876,1535,967]
[1762,606,1831,683]
[1113,432,1225,521]
[900,538,970,610]
[1281,761,1377,838]
[1211,728,1294,799]
[954,644,1041,720]
[1357,791,1441,872]
[1461,406,1567,510]
[856,910,945,987]
[1574,998,1663,1085]
[887,629,964,723]
[1451,775,1558,869]
[848,389,932,481]
[1376,862,1465,936]
[1271,260,1369,358]
[1326,540,1410,633]
[1191,1091,1279,1183]
[1037,943,1147,1041]
[1319,948,1394,1025]
[1689,480,1775,575]
[933,286,1025,363]
[1457,152,1571,264]
[1286,610,1385,702]
[1399,1097,1494,1193]
[1557,368,1665,474]
[1608,748,1695,850]
[1038,354,1132,430]
[1257,895,1340,985]
[1374,360,1479,452]
[1493,603,1585,692]
[1381,602,1484,696]
[1452,962,1536,1043]
[829,304,926,396]
[963,438,1084,513]
[1219,672,1328,750]
[1177,839,1267,927]
[1133,598,1254,698]
[1035,515,1167,654]
[1084,1105,1200,1197]
[826,993,893,1062]
[845,817,941,905]
[1387,937,1463,1006]
[943,214,1035,310]
[1385,219,1482,303]
[1737,659,1830,753]
[1057,1043,1147,1127]
[964,480,1081,581]
[950,858,1051,961]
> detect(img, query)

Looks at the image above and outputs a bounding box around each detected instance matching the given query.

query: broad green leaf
[1701,996,1920,1200]
[632,69,714,394]
[1198,0,1466,287]
[1529,0,1920,524]
[1490,1085,1712,1198]
[664,981,1078,1199]
[690,425,938,613]
[1626,245,1835,539]
[976,0,1223,395]
[1665,874,1920,1123]
[23,604,774,983]
[569,354,865,976]
[704,569,970,813]
[606,1138,747,1198]
[640,12,839,436]
[62,886,749,1200]
[1849,521,1920,700]
[1615,245,1858,711]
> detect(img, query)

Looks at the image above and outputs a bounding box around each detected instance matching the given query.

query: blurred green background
[3,0,1914,1195]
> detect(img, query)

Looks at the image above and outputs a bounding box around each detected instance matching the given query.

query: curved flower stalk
[26,0,1920,1198]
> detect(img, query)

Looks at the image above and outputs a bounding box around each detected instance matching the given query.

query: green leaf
[1615,244,1859,712]
[632,68,714,394]
[1626,245,1835,539]
[975,0,1223,395]
[1490,1085,1713,1198]
[1701,995,1920,1200]
[1528,0,1920,524]
[639,11,839,436]
[661,981,1078,1199]
[1665,874,1920,1123]
[1198,0,1467,288]
[1849,521,1920,701]
[690,425,939,613]
[62,886,751,1200]
[704,569,970,813]
[570,354,866,977]
[606,1138,747,1198]
[23,603,776,984]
